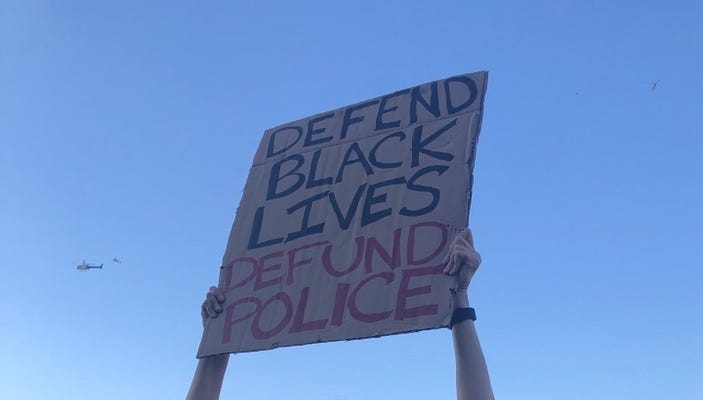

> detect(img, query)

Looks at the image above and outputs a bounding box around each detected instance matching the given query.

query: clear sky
[2,1,702,399]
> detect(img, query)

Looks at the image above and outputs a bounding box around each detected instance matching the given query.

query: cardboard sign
[198,71,488,357]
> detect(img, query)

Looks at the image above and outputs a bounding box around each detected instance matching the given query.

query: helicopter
[76,260,103,271]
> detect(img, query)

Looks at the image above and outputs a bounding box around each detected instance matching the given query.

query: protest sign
[198,71,488,357]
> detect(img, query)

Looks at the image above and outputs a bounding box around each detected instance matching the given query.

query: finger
[465,228,474,248]
[454,234,471,252]
[206,292,223,313]
[444,252,456,275]
[443,257,453,274]
[472,250,482,269]
[452,244,470,264]
[203,295,218,318]
[201,299,219,320]
[212,298,223,313]
[442,245,452,273]
[204,299,213,317]
[464,249,481,270]
[210,286,225,303]
[452,251,466,274]
[453,241,470,252]
[445,251,459,275]
[442,238,457,271]
[445,232,473,275]
[201,301,209,321]
[208,307,220,319]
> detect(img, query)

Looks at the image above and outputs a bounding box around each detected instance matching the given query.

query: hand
[201,286,226,328]
[442,228,482,290]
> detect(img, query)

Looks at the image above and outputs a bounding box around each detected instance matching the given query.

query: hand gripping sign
[198,71,488,356]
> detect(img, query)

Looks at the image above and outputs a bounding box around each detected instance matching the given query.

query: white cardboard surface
[198,71,488,357]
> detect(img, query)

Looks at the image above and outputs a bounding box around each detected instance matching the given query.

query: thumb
[460,228,474,248]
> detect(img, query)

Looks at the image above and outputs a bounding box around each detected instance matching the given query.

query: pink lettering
[251,292,293,340]
[395,264,442,320]
[322,236,365,276]
[286,241,328,285]
[407,221,448,265]
[222,297,261,344]
[364,228,401,273]
[331,283,350,326]
[221,257,257,293]
[289,287,328,333]
[253,251,284,291]
[348,272,395,323]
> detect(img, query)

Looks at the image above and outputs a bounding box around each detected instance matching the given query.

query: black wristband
[450,307,476,329]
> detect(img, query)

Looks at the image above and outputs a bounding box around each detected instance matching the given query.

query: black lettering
[369,131,405,169]
[285,191,329,242]
[267,126,302,158]
[376,89,409,131]
[304,113,335,147]
[247,206,284,250]
[341,100,380,139]
[444,76,477,114]
[306,149,333,189]
[361,177,406,227]
[411,119,456,167]
[328,183,366,230]
[400,165,449,217]
[267,154,306,200]
[335,142,374,183]
[410,82,440,124]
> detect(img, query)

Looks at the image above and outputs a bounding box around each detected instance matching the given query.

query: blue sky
[1,1,701,399]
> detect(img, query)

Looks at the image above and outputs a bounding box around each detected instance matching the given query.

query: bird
[112,257,123,264]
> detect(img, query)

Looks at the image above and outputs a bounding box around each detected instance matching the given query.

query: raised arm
[443,229,495,400]
[186,286,230,400]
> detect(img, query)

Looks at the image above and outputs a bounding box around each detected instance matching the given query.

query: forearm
[452,290,494,400]
[186,354,230,400]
